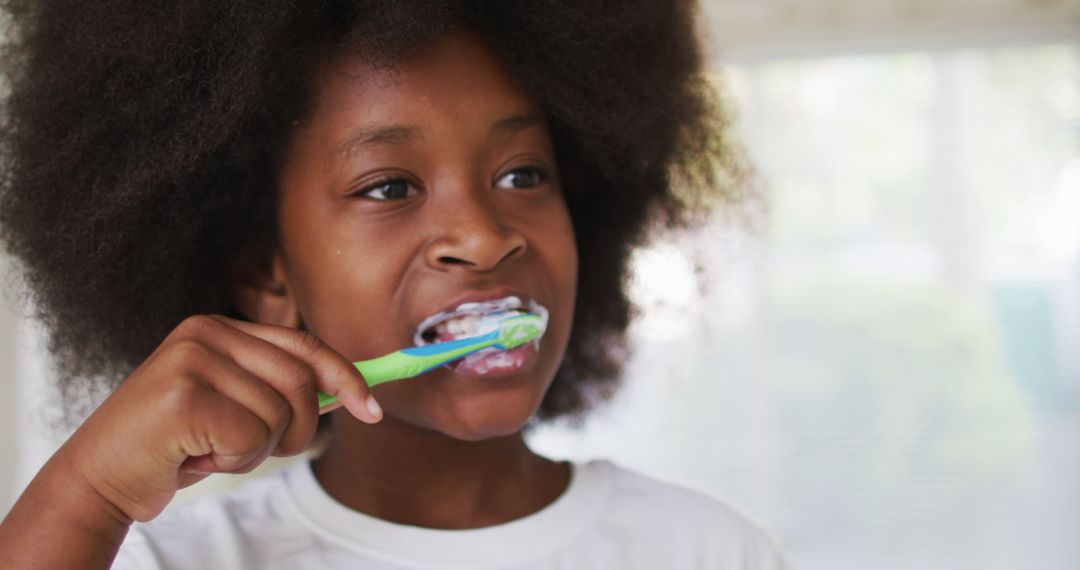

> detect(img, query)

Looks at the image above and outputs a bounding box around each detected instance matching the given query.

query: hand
[55,314,381,522]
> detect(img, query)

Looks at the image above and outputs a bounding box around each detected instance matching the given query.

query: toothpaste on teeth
[413,296,549,347]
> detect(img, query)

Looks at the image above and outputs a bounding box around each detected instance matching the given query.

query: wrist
[0,451,132,569]
[47,446,136,532]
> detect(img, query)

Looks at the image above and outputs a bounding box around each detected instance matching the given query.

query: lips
[452,344,535,376]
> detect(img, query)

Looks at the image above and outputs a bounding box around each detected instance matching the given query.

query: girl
[0,1,786,568]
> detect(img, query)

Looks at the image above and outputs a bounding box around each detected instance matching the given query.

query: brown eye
[495,167,547,190]
[358,179,417,200]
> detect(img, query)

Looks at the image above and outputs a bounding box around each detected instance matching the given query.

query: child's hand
[56,314,381,523]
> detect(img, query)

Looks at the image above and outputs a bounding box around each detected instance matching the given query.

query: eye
[495,166,548,190]
[355,178,418,201]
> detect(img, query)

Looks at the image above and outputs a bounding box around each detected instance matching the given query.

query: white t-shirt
[114,459,788,569]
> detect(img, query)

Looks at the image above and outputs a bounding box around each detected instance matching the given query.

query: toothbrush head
[493,313,546,350]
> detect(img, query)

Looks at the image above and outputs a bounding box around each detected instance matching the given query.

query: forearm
[0,453,132,569]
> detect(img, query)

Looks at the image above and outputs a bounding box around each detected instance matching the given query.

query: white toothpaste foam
[413,296,549,347]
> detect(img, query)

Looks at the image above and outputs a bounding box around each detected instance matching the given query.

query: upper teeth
[445,314,481,336]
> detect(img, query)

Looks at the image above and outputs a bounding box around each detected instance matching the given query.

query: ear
[232,251,302,328]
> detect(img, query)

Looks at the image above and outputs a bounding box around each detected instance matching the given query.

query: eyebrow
[490,112,545,138]
[338,125,423,156]
[337,112,545,157]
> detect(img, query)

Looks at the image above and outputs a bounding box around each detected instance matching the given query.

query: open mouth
[413,296,549,346]
[412,295,550,377]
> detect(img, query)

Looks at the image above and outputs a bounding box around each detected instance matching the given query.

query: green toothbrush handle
[316,331,499,409]
[355,351,433,387]
[314,353,415,408]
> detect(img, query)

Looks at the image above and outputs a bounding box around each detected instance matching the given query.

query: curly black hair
[0,0,745,425]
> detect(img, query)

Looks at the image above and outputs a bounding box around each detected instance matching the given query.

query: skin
[0,29,577,567]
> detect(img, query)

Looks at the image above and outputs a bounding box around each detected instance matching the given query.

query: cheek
[554,203,579,284]
[541,203,579,318]
[279,209,412,354]
[559,223,579,300]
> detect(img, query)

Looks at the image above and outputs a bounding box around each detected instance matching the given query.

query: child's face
[271,30,577,440]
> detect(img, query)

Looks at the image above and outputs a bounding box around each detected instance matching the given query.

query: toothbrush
[316,312,546,409]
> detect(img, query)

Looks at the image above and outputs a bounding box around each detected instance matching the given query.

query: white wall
[0,258,20,513]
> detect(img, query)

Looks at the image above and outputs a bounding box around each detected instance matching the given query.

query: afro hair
[0,0,747,424]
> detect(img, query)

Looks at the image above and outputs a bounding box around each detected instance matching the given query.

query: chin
[443,416,533,442]
[375,356,560,441]
[436,400,540,442]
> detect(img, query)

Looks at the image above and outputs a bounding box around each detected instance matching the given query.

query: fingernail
[366,395,383,419]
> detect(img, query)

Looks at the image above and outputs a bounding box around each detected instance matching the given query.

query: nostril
[503,244,525,263]
[426,227,527,271]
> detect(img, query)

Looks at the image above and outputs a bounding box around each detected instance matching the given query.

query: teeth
[461,315,478,335]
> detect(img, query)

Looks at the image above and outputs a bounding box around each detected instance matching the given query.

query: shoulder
[594,460,762,528]
[582,459,790,568]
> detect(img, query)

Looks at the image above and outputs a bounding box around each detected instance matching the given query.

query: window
[529,41,1080,570]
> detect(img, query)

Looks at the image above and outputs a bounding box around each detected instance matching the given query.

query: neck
[310,414,570,529]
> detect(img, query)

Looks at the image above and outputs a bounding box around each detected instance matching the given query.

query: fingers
[176,343,298,459]
[171,320,322,454]
[204,315,383,424]
[171,377,276,475]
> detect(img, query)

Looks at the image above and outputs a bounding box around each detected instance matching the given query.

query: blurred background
[3,1,1079,569]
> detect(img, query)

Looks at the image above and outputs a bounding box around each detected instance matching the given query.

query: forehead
[307,30,541,134]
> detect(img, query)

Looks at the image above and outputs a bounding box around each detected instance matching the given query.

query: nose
[424,188,526,273]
